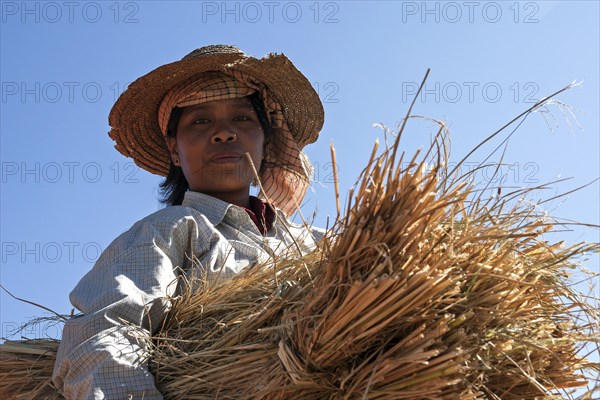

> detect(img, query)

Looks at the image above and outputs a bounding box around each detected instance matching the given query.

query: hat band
[158,71,256,136]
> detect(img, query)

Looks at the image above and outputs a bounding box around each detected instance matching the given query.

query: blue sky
[1,0,598,358]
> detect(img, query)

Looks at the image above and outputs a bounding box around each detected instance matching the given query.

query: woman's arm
[52,216,191,399]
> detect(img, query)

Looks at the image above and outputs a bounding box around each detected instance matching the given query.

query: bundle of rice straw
[1,78,598,399]
[0,339,61,399]
[148,80,599,399]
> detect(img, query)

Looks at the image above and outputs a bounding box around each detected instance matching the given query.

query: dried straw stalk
[1,79,598,399]
[0,339,61,400]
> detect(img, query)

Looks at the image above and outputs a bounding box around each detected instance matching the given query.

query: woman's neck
[201,189,251,209]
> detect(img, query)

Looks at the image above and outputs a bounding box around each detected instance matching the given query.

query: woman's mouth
[211,154,243,164]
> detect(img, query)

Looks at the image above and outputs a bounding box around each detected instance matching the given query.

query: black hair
[158,92,274,206]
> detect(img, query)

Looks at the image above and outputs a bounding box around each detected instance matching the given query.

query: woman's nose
[211,122,238,143]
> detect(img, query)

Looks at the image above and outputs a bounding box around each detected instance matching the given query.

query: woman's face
[166,97,265,203]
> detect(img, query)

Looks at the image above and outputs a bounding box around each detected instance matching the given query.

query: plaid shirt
[52,191,323,399]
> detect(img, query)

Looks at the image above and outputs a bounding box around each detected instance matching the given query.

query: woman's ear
[165,136,180,166]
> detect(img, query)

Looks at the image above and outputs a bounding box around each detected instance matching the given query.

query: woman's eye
[192,118,209,124]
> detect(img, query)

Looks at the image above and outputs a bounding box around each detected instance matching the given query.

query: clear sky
[1,0,598,359]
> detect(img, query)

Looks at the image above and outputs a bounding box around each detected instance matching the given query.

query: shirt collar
[243,196,277,234]
[181,191,232,226]
[181,191,281,228]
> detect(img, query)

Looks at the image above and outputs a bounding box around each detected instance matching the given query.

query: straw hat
[108,45,324,178]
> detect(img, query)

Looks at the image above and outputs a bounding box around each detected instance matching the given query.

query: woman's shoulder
[134,204,199,226]
[111,205,211,249]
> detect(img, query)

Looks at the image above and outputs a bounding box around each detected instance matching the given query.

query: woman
[52,45,325,399]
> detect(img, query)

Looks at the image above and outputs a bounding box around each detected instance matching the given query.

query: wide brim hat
[108,45,324,177]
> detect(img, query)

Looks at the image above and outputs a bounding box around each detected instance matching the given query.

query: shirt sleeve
[52,214,194,400]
